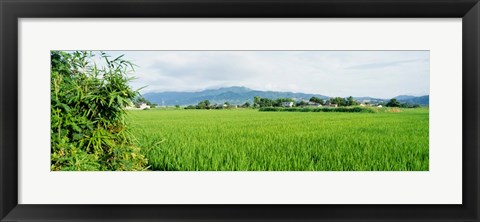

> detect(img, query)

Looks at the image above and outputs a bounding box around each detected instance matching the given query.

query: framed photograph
[1,0,479,221]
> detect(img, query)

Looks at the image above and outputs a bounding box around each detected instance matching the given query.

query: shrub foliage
[51,51,148,171]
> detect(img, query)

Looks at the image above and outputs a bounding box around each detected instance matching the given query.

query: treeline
[252,97,295,107]
[181,97,421,110]
[326,96,359,106]
[385,99,420,108]
[259,107,376,113]
[184,100,251,110]
[253,96,359,107]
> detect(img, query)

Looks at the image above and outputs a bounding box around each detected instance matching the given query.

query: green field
[127,108,429,171]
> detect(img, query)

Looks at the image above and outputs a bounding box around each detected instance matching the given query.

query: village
[275,100,383,108]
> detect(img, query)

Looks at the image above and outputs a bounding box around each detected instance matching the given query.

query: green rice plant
[128,108,429,171]
[51,51,148,171]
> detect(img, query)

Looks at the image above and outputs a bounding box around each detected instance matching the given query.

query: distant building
[136,103,151,109]
[282,102,294,107]
[329,104,338,108]
[377,105,383,108]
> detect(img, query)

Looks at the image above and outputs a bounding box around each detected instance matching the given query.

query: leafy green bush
[51,51,148,171]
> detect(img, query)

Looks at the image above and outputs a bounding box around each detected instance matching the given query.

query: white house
[282,102,294,107]
[137,103,151,109]
[308,102,322,107]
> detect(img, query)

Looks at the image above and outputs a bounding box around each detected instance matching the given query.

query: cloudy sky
[105,50,429,98]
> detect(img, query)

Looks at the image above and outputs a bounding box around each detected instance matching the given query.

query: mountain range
[143,86,429,106]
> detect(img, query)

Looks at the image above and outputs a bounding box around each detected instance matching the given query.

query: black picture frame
[1,0,479,221]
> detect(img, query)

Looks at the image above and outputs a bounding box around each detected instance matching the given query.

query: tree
[346,96,359,106]
[296,100,308,107]
[330,97,347,106]
[175,105,180,109]
[204,100,211,107]
[386,98,401,107]
[259,98,274,107]
[309,96,324,105]
[241,102,251,108]
[253,96,261,107]
[198,103,206,109]
[197,100,211,109]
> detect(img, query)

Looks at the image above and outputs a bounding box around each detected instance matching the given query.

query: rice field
[127,108,429,171]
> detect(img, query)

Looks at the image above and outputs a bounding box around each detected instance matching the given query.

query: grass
[127,108,429,171]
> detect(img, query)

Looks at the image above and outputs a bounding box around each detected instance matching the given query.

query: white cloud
[105,50,429,98]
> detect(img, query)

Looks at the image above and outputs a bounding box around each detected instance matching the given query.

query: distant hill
[354,95,429,106]
[143,86,429,106]
[143,86,328,106]
[394,95,429,105]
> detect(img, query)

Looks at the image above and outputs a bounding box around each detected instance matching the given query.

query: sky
[104,50,429,99]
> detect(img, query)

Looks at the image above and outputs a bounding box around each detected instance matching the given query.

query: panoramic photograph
[51,50,429,171]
